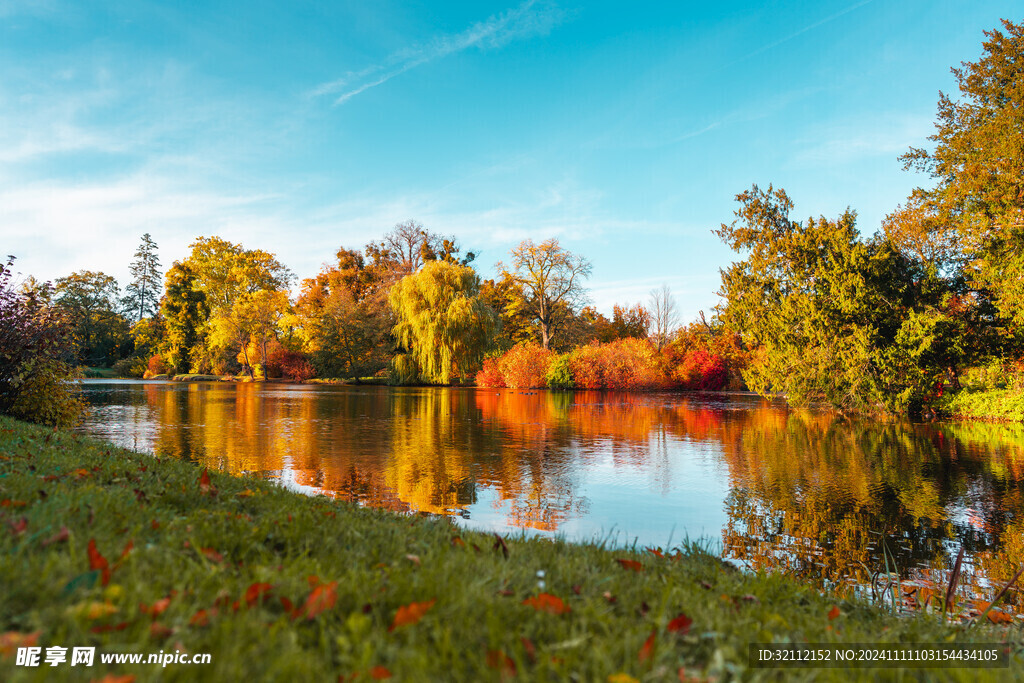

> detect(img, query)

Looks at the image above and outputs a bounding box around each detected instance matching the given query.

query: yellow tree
[389,260,496,384]
[500,239,592,350]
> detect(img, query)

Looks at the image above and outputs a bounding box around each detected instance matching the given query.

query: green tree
[500,239,592,350]
[122,233,162,324]
[888,19,1024,326]
[160,263,209,374]
[389,260,496,384]
[53,270,130,366]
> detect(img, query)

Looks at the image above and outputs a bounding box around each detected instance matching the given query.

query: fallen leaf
[493,534,509,559]
[603,591,617,604]
[667,613,693,634]
[638,630,656,662]
[149,623,173,639]
[521,636,537,663]
[405,554,420,566]
[87,538,111,586]
[293,581,338,621]
[236,489,255,498]
[245,582,273,606]
[486,649,516,676]
[0,499,28,508]
[608,672,640,683]
[572,585,582,595]
[616,559,643,572]
[279,597,294,613]
[369,666,392,680]
[190,609,214,627]
[0,631,40,656]
[522,593,571,615]
[827,606,841,621]
[74,468,92,479]
[200,547,225,564]
[82,602,118,620]
[451,537,465,547]
[8,518,27,536]
[198,468,216,496]
[645,547,665,558]
[42,526,69,546]
[389,599,436,631]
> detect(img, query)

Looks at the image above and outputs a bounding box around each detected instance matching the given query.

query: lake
[78,380,1024,616]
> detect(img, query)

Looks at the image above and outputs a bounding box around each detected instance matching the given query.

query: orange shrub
[568,338,668,390]
[499,342,554,388]
[672,348,728,390]
[267,348,316,381]
[147,354,169,376]
[475,357,505,388]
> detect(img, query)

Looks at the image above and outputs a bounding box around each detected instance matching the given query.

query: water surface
[78,380,1024,616]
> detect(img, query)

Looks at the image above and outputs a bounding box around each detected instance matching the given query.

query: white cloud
[312,0,566,105]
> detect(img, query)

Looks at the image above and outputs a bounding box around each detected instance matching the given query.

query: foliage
[672,348,728,391]
[389,260,496,384]
[664,318,749,391]
[475,357,506,388]
[53,270,131,367]
[568,338,667,390]
[500,238,592,349]
[146,354,170,377]
[266,347,316,381]
[0,257,83,428]
[111,356,147,378]
[609,303,650,341]
[497,342,555,388]
[121,233,162,324]
[545,354,575,389]
[160,263,209,375]
[4,417,1017,682]
[389,353,421,386]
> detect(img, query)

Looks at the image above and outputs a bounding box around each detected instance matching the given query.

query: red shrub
[267,348,316,381]
[476,357,506,388]
[147,354,169,376]
[499,343,554,388]
[568,338,667,390]
[673,348,728,391]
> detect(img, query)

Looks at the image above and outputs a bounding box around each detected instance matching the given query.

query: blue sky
[1,1,1020,322]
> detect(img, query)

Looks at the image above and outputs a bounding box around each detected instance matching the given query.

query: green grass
[939,386,1024,421]
[1,417,1021,682]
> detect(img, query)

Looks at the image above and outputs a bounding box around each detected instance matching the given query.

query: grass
[938,386,1024,421]
[1,417,1021,682]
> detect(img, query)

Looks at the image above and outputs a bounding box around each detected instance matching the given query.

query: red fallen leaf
[293,581,338,621]
[149,622,173,639]
[42,526,69,546]
[667,613,693,634]
[0,630,40,655]
[645,547,665,558]
[0,499,27,507]
[616,559,643,572]
[42,475,61,482]
[522,593,571,615]
[87,538,111,586]
[572,585,582,595]
[245,582,273,606]
[200,547,224,563]
[486,649,516,676]
[322,510,336,519]
[8,518,28,536]
[827,606,840,621]
[699,581,712,590]
[389,599,436,631]
[198,468,216,496]
[119,540,134,561]
[369,666,392,680]
[451,536,465,547]
[90,622,129,634]
[279,596,294,613]
[307,575,322,588]
[150,520,160,530]
[190,609,215,626]
[521,636,537,663]
[639,630,657,662]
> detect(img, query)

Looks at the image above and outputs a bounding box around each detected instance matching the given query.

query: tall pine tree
[122,233,162,323]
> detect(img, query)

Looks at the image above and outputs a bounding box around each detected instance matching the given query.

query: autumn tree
[366,220,475,284]
[648,284,679,350]
[122,233,162,324]
[389,260,496,384]
[53,270,130,366]
[500,239,592,350]
[609,303,650,340]
[887,19,1024,326]
[160,263,209,374]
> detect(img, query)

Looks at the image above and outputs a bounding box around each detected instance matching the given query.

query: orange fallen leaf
[149,622,173,639]
[369,666,392,680]
[200,547,224,563]
[616,559,643,572]
[293,581,338,621]
[245,582,273,606]
[451,537,465,547]
[1,499,28,507]
[87,538,111,586]
[638,630,656,662]
[198,468,216,496]
[522,593,571,615]
[190,609,214,626]
[91,674,136,683]
[486,649,516,676]
[667,613,693,634]
[142,597,172,618]
[389,599,436,631]
[828,606,841,621]
[74,468,92,479]
[645,547,665,558]
[0,631,40,656]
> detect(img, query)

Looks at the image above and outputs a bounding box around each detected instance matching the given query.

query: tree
[389,260,496,384]
[122,233,162,324]
[715,184,956,415]
[648,284,679,350]
[53,270,130,366]
[609,303,650,341]
[889,19,1024,325]
[160,263,209,375]
[500,239,592,350]
[365,220,475,286]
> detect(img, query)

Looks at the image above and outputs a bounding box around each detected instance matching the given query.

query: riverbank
[1,417,1020,681]
[939,386,1024,422]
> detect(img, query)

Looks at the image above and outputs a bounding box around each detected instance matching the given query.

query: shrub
[112,356,147,378]
[475,357,505,388]
[568,338,667,390]
[673,348,728,391]
[147,354,170,376]
[267,348,316,381]
[0,257,84,428]
[545,355,574,389]
[499,343,554,388]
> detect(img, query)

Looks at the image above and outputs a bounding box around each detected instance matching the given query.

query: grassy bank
[939,387,1024,422]
[1,418,1020,682]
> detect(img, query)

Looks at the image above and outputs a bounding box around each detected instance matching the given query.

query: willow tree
[389,260,496,384]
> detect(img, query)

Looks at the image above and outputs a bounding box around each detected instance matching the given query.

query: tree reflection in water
[80,382,1024,614]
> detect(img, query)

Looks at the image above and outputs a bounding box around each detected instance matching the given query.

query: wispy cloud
[735,0,875,64]
[312,0,565,105]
